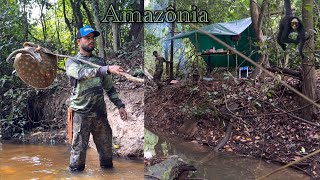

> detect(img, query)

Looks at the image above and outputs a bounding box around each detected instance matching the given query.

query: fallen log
[266,66,301,79]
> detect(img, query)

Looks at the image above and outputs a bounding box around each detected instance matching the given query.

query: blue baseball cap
[76,26,100,39]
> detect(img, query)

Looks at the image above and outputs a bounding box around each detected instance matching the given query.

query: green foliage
[186,50,207,77]
[261,0,320,67]
[145,29,161,47]
[144,0,251,79]
[0,0,95,138]
[0,75,34,139]
[0,0,142,140]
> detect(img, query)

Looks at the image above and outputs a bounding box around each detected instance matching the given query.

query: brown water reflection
[0,143,143,180]
[145,129,310,180]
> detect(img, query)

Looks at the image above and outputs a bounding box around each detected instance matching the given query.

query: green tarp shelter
[167,17,258,69]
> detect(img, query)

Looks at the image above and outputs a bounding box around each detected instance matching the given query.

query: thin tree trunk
[169,0,176,81]
[164,23,170,79]
[62,0,73,53]
[111,0,120,51]
[75,0,84,29]
[55,5,62,48]
[69,0,83,51]
[91,0,106,59]
[165,57,169,79]
[81,0,95,27]
[127,0,144,42]
[23,0,28,41]
[250,0,268,78]
[301,0,317,121]
[70,0,83,29]
[104,26,111,48]
[62,0,72,33]
[100,0,112,48]
[40,0,47,41]
[175,47,185,77]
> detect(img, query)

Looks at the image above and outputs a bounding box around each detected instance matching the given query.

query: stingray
[6,42,57,89]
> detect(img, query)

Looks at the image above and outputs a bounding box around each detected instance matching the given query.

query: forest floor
[145,72,320,176]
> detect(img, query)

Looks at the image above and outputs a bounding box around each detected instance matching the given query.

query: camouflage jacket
[65,53,125,117]
[155,57,169,71]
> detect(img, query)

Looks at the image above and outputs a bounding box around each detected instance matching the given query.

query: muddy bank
[89,88,144,158]
[145,78,320,176]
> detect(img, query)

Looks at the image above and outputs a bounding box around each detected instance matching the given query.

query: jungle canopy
[167,17,258,68]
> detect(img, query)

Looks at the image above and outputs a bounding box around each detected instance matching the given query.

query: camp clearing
[101,4,209,23]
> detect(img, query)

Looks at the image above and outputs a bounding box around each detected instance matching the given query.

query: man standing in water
[65,26,127,171]
[152,51,170,89]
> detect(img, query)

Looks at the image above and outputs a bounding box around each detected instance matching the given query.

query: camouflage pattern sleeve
[103,75,125,109]
[65,58,102,80]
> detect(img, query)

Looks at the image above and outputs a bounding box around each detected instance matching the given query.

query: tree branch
[266,66,302,79]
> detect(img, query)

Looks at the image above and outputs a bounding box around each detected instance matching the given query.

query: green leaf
[267,92,272,97]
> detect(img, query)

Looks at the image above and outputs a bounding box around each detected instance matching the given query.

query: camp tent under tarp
[167,17,258,69]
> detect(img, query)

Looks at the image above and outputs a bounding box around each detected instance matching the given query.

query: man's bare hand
[108,65,124,75]
[118,107,127,120]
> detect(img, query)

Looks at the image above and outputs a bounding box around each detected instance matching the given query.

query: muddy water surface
[145,129,310,180]
[0,143,143,180]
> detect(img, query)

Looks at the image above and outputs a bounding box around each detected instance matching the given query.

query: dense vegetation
[0,0,143,139]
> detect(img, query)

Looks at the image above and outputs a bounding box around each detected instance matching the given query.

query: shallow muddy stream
[145,129,310,180]
[0,143,143,180]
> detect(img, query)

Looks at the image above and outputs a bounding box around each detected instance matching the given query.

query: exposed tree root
[214,122,233,152]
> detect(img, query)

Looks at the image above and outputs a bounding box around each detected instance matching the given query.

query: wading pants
[69,112,113,170]
[153,69,163,89]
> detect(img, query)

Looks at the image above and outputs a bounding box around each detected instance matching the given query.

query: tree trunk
[54,6,62,49]
[250,0,267,79]
[91,0,106,59]
[164,24,170,79]
[62,0,73,53]
[23,0,28,41]
[301,0,317,121]
[62,0,73,33]
[111,0,120,51]
[40,0,47,41]
[169,0,176,81]
[81,0,95,28]
[70,0,84,29]
[176,47,185,77]
[289,1,319,177]
[127,0,144,42]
